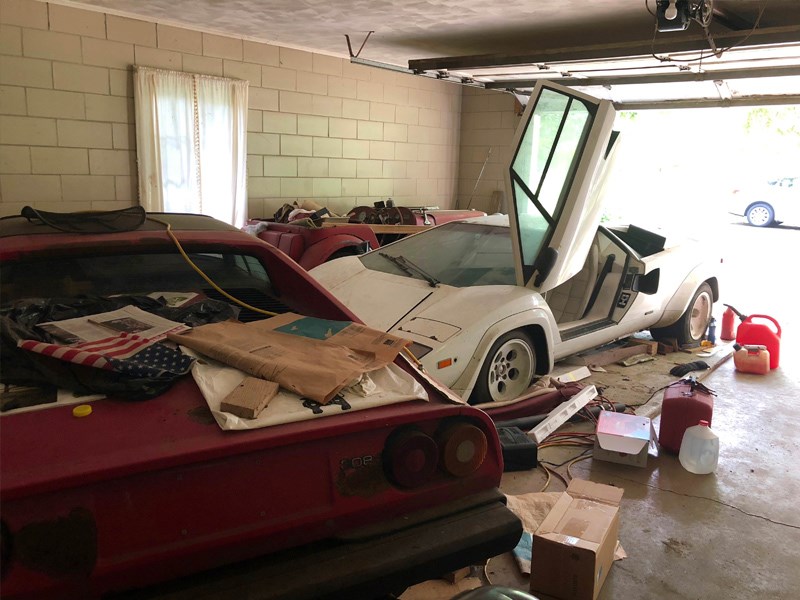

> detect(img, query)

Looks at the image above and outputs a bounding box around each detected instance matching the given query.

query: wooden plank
[564,344,644,367]
[625,337,658,355]
[321,222,431,234]
[220,377,279,419]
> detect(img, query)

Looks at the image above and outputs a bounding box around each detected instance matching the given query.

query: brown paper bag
[169,313,409,404]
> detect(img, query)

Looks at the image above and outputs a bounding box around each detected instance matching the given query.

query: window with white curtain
[133,67,249,227]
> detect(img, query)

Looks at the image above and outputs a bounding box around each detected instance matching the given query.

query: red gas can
[659,380,714,454]
[721,306,737,341]
[736,314,781,369]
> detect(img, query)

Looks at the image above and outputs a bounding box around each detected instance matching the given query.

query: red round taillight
[384,428,439,488]
[438,423,488,477]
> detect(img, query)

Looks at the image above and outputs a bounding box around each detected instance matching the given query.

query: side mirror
[532,247,558,287]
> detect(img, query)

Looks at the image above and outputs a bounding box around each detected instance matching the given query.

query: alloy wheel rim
[487,339,534,402]
[690,291,713,340]
[749,206,770,225]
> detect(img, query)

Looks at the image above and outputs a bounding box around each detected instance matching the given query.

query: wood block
[657,338,679,355]
[564,343,643,367]
[220,377,279,419]
[625,337,658,355]
[441,567,471,584]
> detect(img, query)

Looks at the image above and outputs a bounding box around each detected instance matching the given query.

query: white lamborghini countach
[311,81,719,405]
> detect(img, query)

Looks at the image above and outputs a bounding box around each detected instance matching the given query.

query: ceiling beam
[483,64,800,90]
[408,25,800,72]
[711,7,754,31]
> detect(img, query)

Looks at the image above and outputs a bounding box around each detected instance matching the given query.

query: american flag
[19,333,194,378]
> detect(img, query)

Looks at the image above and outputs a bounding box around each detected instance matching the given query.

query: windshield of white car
[378,253,440,287]
[361,222,516,287]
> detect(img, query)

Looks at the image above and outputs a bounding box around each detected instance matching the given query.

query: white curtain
[134,67,249,227]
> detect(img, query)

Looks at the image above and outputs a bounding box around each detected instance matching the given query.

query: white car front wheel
[470,331,536,405]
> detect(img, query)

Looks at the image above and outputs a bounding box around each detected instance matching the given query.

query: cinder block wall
[455,86,521,213]
[0,0,463,219]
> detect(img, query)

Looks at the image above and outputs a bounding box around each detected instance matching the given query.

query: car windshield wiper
[378,252,440,287]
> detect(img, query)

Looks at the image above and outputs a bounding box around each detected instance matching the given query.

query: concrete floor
[485,221,800,599]
[490,346,799,599]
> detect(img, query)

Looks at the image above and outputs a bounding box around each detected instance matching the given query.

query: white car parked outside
[729,175,799,227]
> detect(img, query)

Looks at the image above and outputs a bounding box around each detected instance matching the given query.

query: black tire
[469,330,536,405]
[650,282,713,346]
[326,246,364,262]
[746,202,775,227]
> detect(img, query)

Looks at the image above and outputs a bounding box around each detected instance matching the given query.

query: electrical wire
[539,447,594,468]
[535,426,598,489]
[704,0,769,58]
[537,463,552,492]
[402,347,422,366]
[146,216,279,317]
[148,215,427,372]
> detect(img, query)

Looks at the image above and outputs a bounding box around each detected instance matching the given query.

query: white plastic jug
[678,420,719,474]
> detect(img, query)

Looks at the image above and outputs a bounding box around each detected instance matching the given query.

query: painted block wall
[0,0,464,219]
[455,85,522,214]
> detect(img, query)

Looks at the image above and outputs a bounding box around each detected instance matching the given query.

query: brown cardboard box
[530,479,624,600]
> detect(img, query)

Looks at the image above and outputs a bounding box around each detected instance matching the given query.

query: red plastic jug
[735,314,781,369]
[659,380,714,454]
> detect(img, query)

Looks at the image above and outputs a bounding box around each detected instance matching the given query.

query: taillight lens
[438,422,488,477]
[383,428,439,488]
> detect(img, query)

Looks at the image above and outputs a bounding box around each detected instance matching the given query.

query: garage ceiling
[59,0,800,106]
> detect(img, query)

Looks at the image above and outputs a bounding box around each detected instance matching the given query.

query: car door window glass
[511,88,594,270]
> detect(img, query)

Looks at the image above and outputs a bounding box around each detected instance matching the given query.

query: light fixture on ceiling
[664,0,679,20]
[655,0,714,32]
[656,0,691,31]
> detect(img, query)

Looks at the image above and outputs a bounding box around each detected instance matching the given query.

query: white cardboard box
[594,411,657,468]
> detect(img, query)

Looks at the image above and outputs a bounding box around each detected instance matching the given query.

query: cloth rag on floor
[669,360,710,376]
